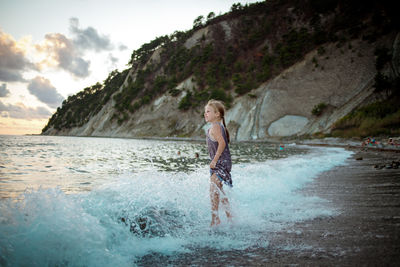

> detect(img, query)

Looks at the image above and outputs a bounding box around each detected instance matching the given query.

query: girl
[204,99,232,226]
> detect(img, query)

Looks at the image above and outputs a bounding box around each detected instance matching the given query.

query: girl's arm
[210,123,226,168]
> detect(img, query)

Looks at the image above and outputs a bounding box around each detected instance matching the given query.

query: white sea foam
[0,146,352,266]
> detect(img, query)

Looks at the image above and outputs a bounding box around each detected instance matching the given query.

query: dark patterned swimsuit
[206,122,232,187]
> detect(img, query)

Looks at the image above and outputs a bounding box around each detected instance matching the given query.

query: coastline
[136,146,400,266]
[297,137,400,152]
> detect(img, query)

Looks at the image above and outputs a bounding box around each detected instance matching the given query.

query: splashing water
[0,136,352,266]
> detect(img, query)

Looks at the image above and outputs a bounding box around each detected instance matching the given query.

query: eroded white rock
[268,115,309,136]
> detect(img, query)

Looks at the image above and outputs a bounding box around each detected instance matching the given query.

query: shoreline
[299,142,400,153]
[296,136,400,152]
[136,147,400,266]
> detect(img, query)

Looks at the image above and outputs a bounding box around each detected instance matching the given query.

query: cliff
[42,0,399,141]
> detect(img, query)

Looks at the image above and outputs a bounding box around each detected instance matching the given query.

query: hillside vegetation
[42,0,399,138]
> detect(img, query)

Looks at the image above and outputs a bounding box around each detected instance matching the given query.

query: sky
[0,0,260,135]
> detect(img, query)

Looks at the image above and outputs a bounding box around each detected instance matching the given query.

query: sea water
[0,135,352,266]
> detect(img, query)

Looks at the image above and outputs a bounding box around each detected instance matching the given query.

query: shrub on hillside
[178,92,193,110]
[311,102,327,116]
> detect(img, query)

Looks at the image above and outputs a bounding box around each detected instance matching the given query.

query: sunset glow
[0,117,48,135]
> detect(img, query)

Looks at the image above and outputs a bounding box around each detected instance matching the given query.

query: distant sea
[0,135,352,266]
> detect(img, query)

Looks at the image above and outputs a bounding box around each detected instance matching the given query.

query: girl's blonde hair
[206,99,230,143]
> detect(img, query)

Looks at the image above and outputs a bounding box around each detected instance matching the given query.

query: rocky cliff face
[42,1,399,141]
[228,38,379,140]
[44,35,386,140]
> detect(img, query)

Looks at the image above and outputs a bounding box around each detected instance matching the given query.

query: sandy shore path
[137,148,400,266]
[261,148,400,266]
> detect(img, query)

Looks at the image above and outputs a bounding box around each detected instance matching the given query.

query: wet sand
[136,148,400,266]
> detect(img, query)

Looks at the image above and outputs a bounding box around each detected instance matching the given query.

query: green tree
[207,12,215,21]
[230,3,243,12]
[193,15,204,28]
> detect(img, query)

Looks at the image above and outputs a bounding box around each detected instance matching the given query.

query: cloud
[119,44,128,51]
[34,18,117,78]
[0,83,10,97]
[69,17,113,52]
[108,53,118,65]
[27,76,64,109]
[106,53,120,71]
[0,29,35,82]
[2,19,120,81]
[0,100,52,119]
[35,33,90,78]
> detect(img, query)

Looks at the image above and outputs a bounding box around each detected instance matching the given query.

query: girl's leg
[210,173,222,226]
[221,196,233,222]
[217,181,232,221]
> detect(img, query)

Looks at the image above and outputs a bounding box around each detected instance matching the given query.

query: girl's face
[204,105,219,123]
